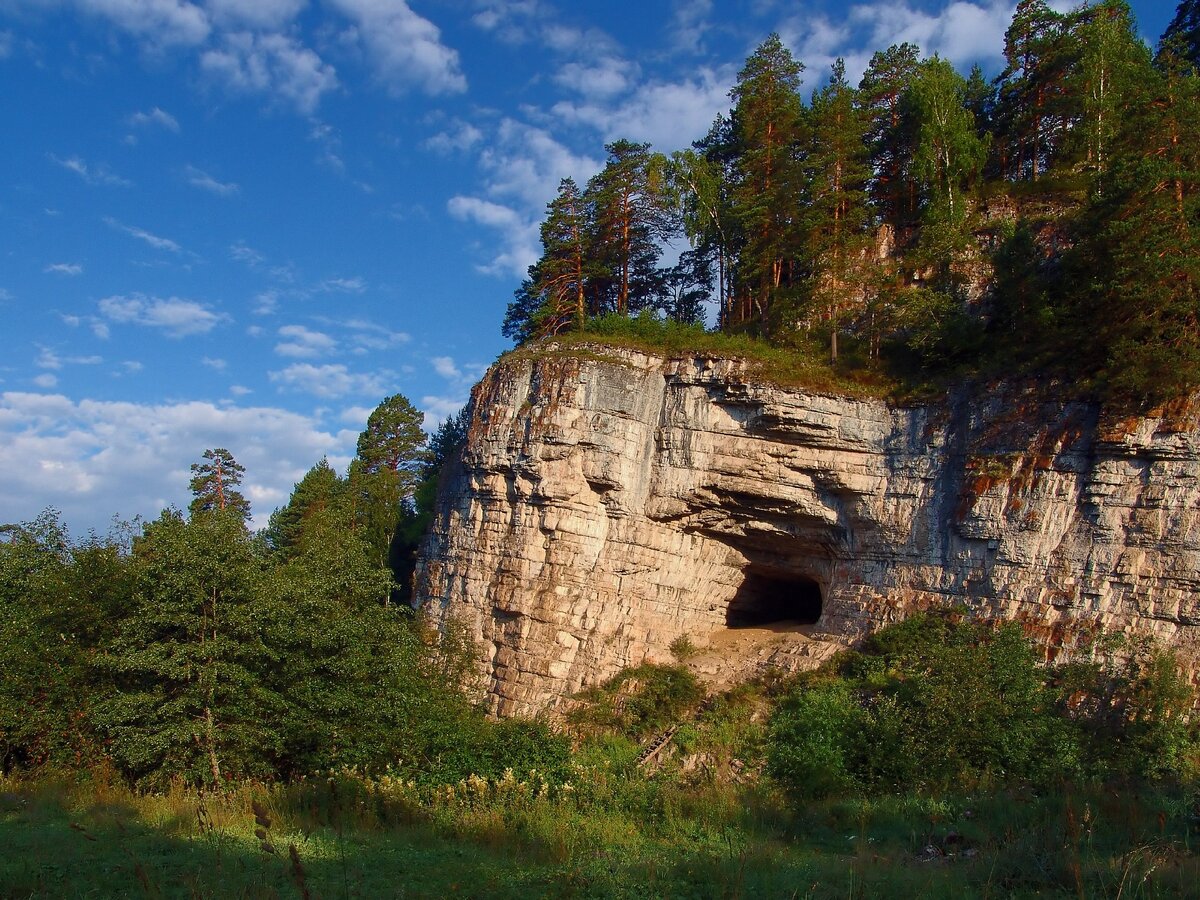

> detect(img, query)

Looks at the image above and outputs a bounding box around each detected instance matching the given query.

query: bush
[766,613,1197,798]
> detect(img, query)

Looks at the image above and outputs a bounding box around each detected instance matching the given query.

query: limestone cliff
[414,346,1200,716]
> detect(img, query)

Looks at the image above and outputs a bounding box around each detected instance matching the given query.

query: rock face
[415,347,1200,716]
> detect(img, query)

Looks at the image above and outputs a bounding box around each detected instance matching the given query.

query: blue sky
[0,0,1175,532]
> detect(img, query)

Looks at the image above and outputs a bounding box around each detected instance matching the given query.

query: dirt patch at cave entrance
[686,620,842,691]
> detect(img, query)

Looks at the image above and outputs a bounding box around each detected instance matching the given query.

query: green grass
[508,313,903,401]
[4,771,1198,898]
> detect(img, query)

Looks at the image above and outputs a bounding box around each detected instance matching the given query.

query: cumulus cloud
[779,0,1019,83]
[550,66,733,149]
[329,0,466,95]
[127,106,180,131]
[184,164,239,195]
[50,154,131,187]
[275,324,337,357]
[0,390,358,530]
[98,293,225,337]
[268,362,389,398]
[44,262,84,275]
[553,57,635,99]
[75,0,212,47]
[423,118,483,154]
[201,31,337,114]
[204,0,305,29]
[32,373,58,389]
[103,217,183,252]
[431,355,461,380]
[449,119,600,276]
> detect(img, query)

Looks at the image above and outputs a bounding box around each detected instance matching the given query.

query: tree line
[0,396,577,789]
[506,0,1200,407]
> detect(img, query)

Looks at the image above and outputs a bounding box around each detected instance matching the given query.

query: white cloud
[778,1,1018,84]
[669,0,712,55]
[33,373,58,388]
[449,119,599,277]
[316,276,366,293]
[0,30,12,58]
[230,241,264,265]
[275,324,337,358]
[0,391,358,530]
[335,317,410,351]
[184,164,239,195]
[447,195,521,229]
[36,347,103,370]
[423,118,483,154]
[127,106,180,131]
[120,360,143,374]
[76,0,211,47]
[50,154,131,187]
[204,0,305,28]
[229,384,252,396]
[253,290,279,315]
[92,321,111,340]
[550,66,733,149]
[0,288,13,302]
[201,356,226,370]
[103,216,183,252]
[553,57,635,99]
[420,394,468,429]
[431,355,461,380]
[269,362,388,398]
[201,31,337,114]
[479,118,599,209]
[98,293,224,337]
[44,262,83,275]
[328,0,466,96]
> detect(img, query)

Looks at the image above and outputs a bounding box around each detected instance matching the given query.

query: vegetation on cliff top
[504,1,1200,410]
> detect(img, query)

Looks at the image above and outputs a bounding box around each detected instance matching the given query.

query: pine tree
[95,510,281,787]
[1161,0,1200,68]
[805,59,873,362]
[351,394,427,568]
[189,448,251,521]
[858,43,921,230]
[994,0,1070,180]
[585,140,675,316]
[667,144,730,321]
[504,178,593,343]
[729,33,806,330]
[1065,45,1200,405]
[265,457,346,554]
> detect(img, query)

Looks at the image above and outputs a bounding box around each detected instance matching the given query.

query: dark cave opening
[726,571,824,628]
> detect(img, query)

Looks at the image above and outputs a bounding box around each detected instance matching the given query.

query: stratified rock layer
[415,347,1200,716]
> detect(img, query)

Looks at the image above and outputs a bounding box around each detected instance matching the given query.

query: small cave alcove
[726,570,824,628]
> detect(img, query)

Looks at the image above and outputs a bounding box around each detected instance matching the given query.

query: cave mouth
[726,570,823,628]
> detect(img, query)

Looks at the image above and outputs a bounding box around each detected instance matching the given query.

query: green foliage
[767,613,1198,798]
[189,448,251,521]
[93,509,282,788]
[570,664,704,740]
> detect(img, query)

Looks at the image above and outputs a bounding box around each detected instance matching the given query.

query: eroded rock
[415,347,1200,716]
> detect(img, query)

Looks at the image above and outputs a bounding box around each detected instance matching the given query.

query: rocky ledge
[415,346,1200,716]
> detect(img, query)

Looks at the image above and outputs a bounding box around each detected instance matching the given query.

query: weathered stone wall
[415,347,1200,716]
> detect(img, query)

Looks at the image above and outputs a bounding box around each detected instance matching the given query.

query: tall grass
[4,767,1198,898]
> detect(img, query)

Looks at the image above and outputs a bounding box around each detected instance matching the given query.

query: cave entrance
[726,570,823,628]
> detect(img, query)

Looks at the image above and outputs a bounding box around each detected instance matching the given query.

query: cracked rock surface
[415,347,1200,716]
